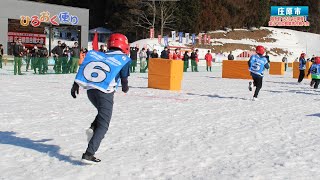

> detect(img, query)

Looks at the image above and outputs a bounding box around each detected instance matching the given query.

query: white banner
[185,33,189,44]
[171,31,176,41]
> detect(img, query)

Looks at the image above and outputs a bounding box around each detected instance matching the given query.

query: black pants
[311,79,320,89]
[252,76,263,98]
[298,70,305,83]
[86,89,114,155]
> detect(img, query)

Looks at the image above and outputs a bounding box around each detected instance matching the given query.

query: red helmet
[107,33,129,54]
[256,45,265,55]
[300,53,306,58]
[315,57,320,64]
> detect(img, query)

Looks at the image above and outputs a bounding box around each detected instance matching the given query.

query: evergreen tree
[175,0,201,33]
[258,0,269,28]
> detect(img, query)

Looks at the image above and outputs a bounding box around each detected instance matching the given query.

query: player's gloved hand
[121,78,129,93]
[71,82,79,98]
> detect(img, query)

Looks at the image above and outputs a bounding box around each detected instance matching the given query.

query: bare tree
[133,0,157,30]
[159,1,176,36]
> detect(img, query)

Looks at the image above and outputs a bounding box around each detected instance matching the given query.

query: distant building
[0,0,89,54]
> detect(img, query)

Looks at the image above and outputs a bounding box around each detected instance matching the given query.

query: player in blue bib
[307,57,320,89]
[70,33,131,164]
[248,45,269,101]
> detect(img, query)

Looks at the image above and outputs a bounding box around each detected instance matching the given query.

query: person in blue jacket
[248,45,270,101]
[70,33,131,164]
[298,53,307,83]
[307,57,320,89]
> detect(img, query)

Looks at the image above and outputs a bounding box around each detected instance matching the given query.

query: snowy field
[0,65,319,180]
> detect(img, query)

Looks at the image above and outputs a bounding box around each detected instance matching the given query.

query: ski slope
[0,65,319,179]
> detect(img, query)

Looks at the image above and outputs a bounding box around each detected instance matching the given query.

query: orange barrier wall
[269,62,285,75]
[288,63,293,67]
[293,61,311,79]
[222,60,251,79]
[148,58,184,90]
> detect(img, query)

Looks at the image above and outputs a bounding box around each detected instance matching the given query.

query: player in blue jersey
[307,57,320,89]
[298,53,307,83]
[70,33,131,164]
[248,45,270,101]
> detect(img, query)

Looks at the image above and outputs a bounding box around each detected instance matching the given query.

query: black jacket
[228,54,234,60]
[39,47,48,58]
[51,45,64,56]
[13,43,24,57]
[160,50,169,59]
[150,52,158,58]
[71,47,80,58]
[146,50,152,60]
[130,47,139,60]
[30,48,39,57]
[190,52,196,60]
[0,48,3,57]
[63,50,69,57]
[183,53,189,61]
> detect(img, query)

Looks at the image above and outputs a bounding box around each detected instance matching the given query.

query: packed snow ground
[0,65,319,180]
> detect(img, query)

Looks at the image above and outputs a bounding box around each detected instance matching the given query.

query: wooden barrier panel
[269,62,285,75]
[293,61,312,79]
[148,58,184,90]
[288,63,293,67]
[222,60,251,79]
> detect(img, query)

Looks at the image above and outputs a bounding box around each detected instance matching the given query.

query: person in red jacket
[173,48,181,60]
[205,50,213,72]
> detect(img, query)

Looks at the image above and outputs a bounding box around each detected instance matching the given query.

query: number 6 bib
[75,50,130,93]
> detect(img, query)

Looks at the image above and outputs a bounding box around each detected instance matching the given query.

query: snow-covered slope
[130,27,320,62]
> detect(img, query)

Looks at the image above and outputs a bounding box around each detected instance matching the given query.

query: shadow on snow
[187,93,247,100]
[0,131,82,166]
[307,113,320,118]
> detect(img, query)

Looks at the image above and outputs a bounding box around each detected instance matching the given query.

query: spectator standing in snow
[51,41,64,73]
[130,47,139,73]
[228,51,234,60]
[145,48,151,72]
[160,46,169,59]
[183,51,189,72]
[190,49,197,72]
[13,38,24,75]
[70,42,80,73]
[139,48,147,73]
[282,55,288,71]
[205,50,213,72]
[150,49,158,58]
[173,49,181,60]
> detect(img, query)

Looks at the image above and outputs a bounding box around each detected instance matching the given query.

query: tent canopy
[89,27,112,34]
